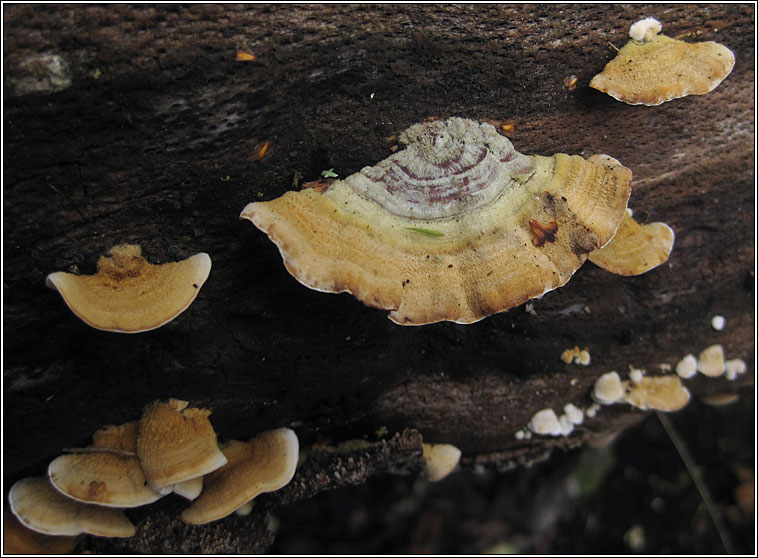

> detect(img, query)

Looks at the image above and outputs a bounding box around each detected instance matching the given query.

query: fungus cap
[528,409,562,436]
[593,371,624,404]
[422,443,462,482]
[242,117,632,325]
[697,344,725,377]
[3,508,82,555]
[92,422,138,452]
[181,428,299,525]
[45,244,211,333]
[136,398,227,493]
[8,477,135,538]
[588,211,674,275]
[675,354,698,379]
[621,375,691,411]
[628,17,662,42]
[590,24,735,106]
[48,451,162,508]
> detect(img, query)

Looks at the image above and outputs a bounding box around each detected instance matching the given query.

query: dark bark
[3,4,754,553]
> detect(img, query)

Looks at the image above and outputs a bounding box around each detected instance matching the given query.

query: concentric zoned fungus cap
[45,244,211,333]
[422,443,462,481]
[136,399,227,493]
[242,117,631,325]
[92,422,138,452]
[590,18,735,106]
[3,507,82,555]
[48,451,163,508]
[588,210,675,275]
[621,375,690,411]
[8,477,135,538]
[181,428,299,524]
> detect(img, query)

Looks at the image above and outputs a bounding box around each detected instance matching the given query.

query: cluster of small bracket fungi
[23,15,739,552]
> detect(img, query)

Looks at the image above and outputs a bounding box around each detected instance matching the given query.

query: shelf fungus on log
[45,244,211,333]
[590,17,735,106]
[242,117,634,325]
[588,209,675,275]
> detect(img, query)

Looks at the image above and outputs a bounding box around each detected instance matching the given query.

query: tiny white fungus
[586,404,600,418]
[629,367,644,383]
[563,403,584,425]
[724,358,746,381]
[515,430,525,440]
[711,315,726,331]
[528,408,562,436]
[593,371,624,404]
[576,349,591,366]
[675,354,698,379]
[559,414,574,436]
[629,17,662,42]
[697,344,725,377]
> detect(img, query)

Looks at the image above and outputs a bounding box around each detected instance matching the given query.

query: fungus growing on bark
[593,371,624,404]
[3,508,82,555]
[697,344,726,377]
[675,354,698,379]
[45,244,211,333]
[422,443,462,481]
[181,428,299,525]
[621,375,691,411]
[590,17,735,105]
[528,409,563,436]
[242,117,632,325]
[724,358,747,381]
[711,315,726,331]
[48,451,163,508]
[136,399,227,494]
[8,477,135,538]
[588,210,675,275]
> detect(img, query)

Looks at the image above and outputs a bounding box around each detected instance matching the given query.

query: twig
[656,412,735,554]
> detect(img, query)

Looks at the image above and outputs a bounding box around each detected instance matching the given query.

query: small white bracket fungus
[711,315,726,331]
[628,367,645,384]
[675,354,698,379]
[528,409,563,436]
[585,403,600,418]
[592,371,624,405]
[621,375,691,412]
[422,443,462,482]
[629,17,662,42]
[697,345,726,377]
[724,358,747,381]
[563,403,584,425]
[558,414,575,436]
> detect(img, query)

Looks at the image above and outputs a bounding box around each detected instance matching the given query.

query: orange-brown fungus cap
[588,210,674,275]
[92,422,138,453]
[8,477,135,538]
[590,28,735,105]
[3,508,82,555]
[181,427,299,524]
[136,398,227,493]
[45,244,211,333]
[241,117,632,325]
[48,451,163,508]
[621,375,690,412]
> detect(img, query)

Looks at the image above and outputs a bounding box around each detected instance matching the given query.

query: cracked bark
[3,4,754,553]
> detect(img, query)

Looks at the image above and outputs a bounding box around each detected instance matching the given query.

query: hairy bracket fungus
[588,210,674,276]
[242,117,634,325]
[137,399,227,494]
[8,477,135,538]
[590,17,735,105]
[45,244,211,333]
[181,428,299,524]
[422,443,462,481]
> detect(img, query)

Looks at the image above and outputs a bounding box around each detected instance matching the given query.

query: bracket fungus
[3,509,82,555]
[181,428,299,525]
[8,477,135,538]
[590,17,735,106]
[242,117,634,325]
[421,443,462,482]
[621,375,690,412]
[45,244,211,333]
[588,210,674,276]
[136,399,227,494]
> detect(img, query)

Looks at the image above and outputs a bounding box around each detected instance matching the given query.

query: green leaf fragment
[321,168,339,178]
[405,227,445,237]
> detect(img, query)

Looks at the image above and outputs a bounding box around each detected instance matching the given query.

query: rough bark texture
[3,4,754,553]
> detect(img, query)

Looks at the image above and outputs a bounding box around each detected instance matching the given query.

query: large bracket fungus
[242,117,644,325]
[45,244,211,333]
[590,17,735,106]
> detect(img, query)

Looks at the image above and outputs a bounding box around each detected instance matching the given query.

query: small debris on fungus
[45,244,211,333]
[590,17,735,105]
[528,409,563,436]
[136,399,228,494]
[181,428,299,524]
[711,315,726,331]
[621,375,690,412]
[628,17,663,42]
[8,477,135,538]
[588,210,675,276]
[242,117,634,325]
[697,344,726,377]
[422,443,462,481]
[675,354,698,379]
[593,371,624,405]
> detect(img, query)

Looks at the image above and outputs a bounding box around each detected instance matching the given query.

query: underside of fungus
[588,210,675,275]
[45,244,211,333]
[590,18,735,106]
[242,117,633,325]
